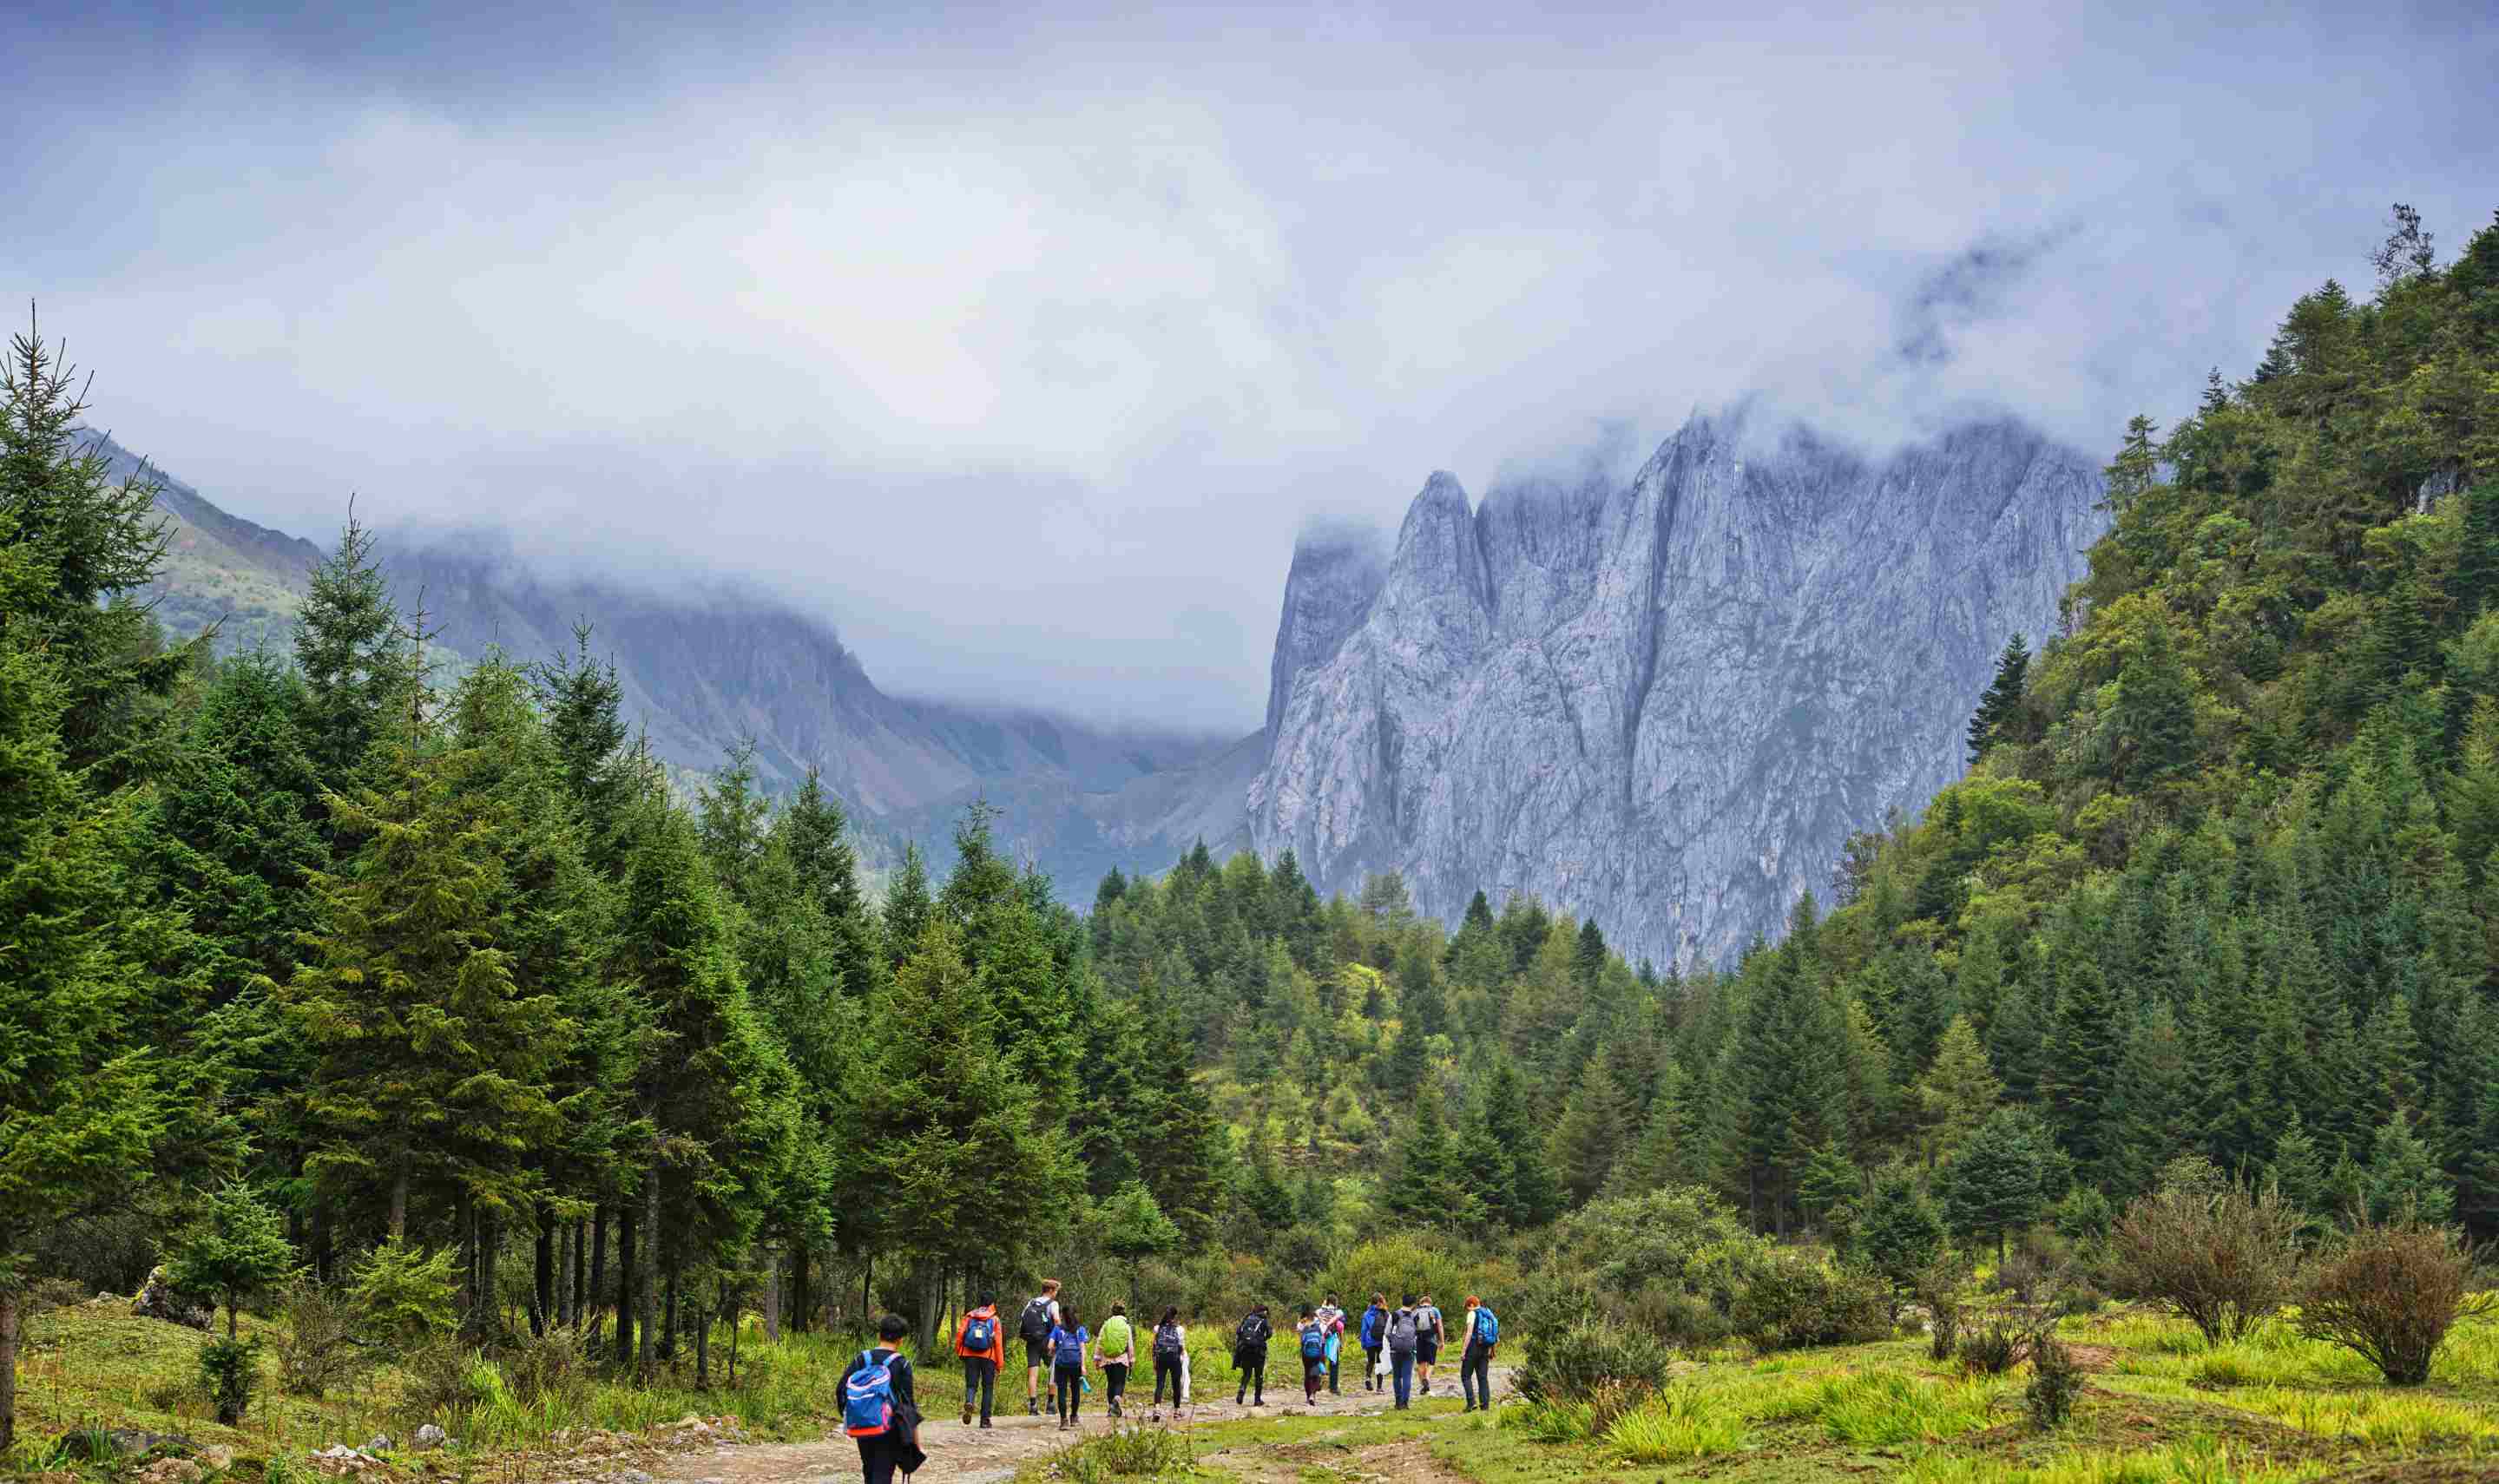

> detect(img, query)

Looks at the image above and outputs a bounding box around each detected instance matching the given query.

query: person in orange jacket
[955,1290,1007,1427]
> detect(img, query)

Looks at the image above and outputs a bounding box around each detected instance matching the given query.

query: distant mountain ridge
[98,430,1252,893]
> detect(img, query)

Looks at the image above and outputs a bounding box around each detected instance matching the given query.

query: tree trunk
[662,1260,680,1362]
[638,1166,660,1376]
[862,1255,872,1333]
[479,1212,500,1340]
[570,1218,587,1328]
[533,1204,554,1336]
[458,1188,478,1335]
[695,1298,710,1388]
[0,1288,18,1454]
[762,1244,781,1341]
[389,1165,411,1243]
[590,1208,608,1336]
[792,1242,811,1336]
[615,1198,636,1365]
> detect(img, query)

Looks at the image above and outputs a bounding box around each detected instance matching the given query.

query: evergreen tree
[293,509,421,790]
[2268,1110,2329,1222]
[2362,1109,2455,1224]
[1938,1109,2057,1258]
[2106,619,2198,786]
[1915,1015,2002,1164]
[167,1179,296,1338]
[1472,1055,1561,1227]
[1384,1083,1479,1229]
[1966,632,2031,764]
[1855,1176,1946,1304]
[881,844,932,972]
[1548,1060,1632,1208]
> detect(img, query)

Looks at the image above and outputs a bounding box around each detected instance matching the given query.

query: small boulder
[413,1424,448,1451]
[130,1267,214,1330]
[361,1435,391,1454]
[201,1447,235,1471]
[136,1460,204,1484]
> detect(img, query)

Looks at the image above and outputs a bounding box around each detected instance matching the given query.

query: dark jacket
[841,1349,926,1474]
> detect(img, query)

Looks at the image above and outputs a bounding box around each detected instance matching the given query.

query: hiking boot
[1028,1398,1040,1416]
[979,1419,993,1429]
[961,1408,972,1426]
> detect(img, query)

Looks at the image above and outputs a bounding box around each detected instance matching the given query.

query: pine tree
[1473,1055,1561,1227]
[293,509,422,790]
[1855,1176,1946,1304]
[1548,1060,1632,1208]
[0,555,170,1449]
[167,1179,296,1338]
[2362,1109,2455,1224]
[0,318,189,775]
[2268,1111,2328,1226]
[1796,1140,1861,1238]
[1608,1060,1690,1197]
[1384,1083,1479,1229]
[882,844,932,972]
[1133,972,1227,1248]
[2107,619,2199,786]
[1966,633,2031,765]
[1915,1015,2002,1164]
[2451,482,2499,617]
[1937,1110,2056,1259]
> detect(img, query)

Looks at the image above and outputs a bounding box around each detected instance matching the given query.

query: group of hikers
[839,1281,1502,1481]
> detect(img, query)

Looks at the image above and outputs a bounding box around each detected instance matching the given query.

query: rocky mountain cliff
[1247,410,2106,968]
[102,431,1249,894]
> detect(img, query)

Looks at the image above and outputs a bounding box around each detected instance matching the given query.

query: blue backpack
[963,1312,996,1352]
[1054,1327,1087,1366]
[1301,1323,1325,1360]
[844,1350,896,1437]
[1472,1307,1499,1346]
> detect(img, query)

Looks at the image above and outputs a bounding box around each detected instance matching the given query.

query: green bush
[1730,1257,1890,1351]
[1542,1186,1771,1309]
[1914,1254,1971,1363]
[2295,1223,2497,1385]
[275,1280,367,1398]
[1047,1419,1194,1481]
[199,1335,261,1425]
[2024,1334,2084,1429]
[1514,1320,1679,1405]
[351,1238,461,1348]
[1955,1322,2022,1376]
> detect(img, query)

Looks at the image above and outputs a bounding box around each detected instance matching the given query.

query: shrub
[1956,1322,2023,1376]
[1856,1177,1948,1319]
[1515,1319,1679,1405]
[1992,1250,2052,1307]
[2023,1335,2085,1430]
[1913,1253,1970,1363]
[351,1238,461,1348]
[1540,1185,1772,1309]
[2294,1223,2497,1386]
[1049,1420,1194,1482]
[1622,1287,1735,1349]
[1731,1257,1890,1351]
[2108,1181,2303,1347]
[2054,1187,2114,1243]
[275,1281,367,1398]
[198,1335,261,1425]
[398,1336,490,1421]
[501,1323,592,1408]
[1603,1385,1746,1461]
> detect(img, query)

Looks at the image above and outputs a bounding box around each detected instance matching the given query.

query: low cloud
[5,0,2491,729]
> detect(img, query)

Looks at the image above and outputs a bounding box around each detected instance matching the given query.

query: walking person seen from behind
[841,1314,926,1484]
[1018,1280,1062,1416]
[954,1291,1005,1428]
[1095,1302,1136,1419]
[1296,1307,1327,1405]
[1358,1293,1389,1392]
[1385,1295,1420,1409]
[1314,1294,1347,1395]
[1459,1293,1499,1412]
[1233,1303,1273,1407]
[1414,1292,1444,1395]
[1149,1306,1188,1420]
[1049,1307,1089,1429]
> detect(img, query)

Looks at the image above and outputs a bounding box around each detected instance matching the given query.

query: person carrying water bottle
[1049,1308,1090,1429]
[954,1291,1005,1428]
[841,1315,924,1484]
[1148,1306,1189,1420]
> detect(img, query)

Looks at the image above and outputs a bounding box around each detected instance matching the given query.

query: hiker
[1049,1306,1090,1429]
[1233,1303,1273,1407]
[1296,1307,1327,1405]
[1314,1294,1347,1395]
[1095,1302,1136,1420]
[1415,1292,1445,1396]
[955,1290,1006,1428]
[1018,1279,1062,1415]
[1149,1305,1189,1420]
[1386,1294,1420,1409]
[1358,1293,1390,1392]
[841,1314,926,1484]
[1459,1294,1499,1413]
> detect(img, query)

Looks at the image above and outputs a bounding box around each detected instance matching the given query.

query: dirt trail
[658,1373,1503,1484]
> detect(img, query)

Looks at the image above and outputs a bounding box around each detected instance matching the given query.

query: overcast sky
[7,1,2493,731]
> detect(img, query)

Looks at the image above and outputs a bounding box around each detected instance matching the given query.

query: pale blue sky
[8,0,2494,727]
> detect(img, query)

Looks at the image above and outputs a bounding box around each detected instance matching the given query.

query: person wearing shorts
[1018,1281,1062,1415]
[1414,1293,1443,1394]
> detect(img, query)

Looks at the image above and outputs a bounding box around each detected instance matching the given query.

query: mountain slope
[102,431,1250,894]
[1248,411,2107,967]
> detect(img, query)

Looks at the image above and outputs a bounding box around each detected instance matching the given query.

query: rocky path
[656,1373,1504,1484]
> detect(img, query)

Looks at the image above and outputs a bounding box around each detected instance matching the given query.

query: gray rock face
[1248,410,2104,968]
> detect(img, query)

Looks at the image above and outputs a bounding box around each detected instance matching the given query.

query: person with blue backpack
[1458,1294,1500,1412]
[841,1314,924,1484]
[1048,1308,1090,1429]
[1295,1308,1328,1405]
[954,1291,1005,1428]
[1358,1293,1389,1392]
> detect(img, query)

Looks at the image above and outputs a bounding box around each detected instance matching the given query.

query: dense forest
[3,204,2496,1448]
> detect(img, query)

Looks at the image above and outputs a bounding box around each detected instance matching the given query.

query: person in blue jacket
[1358,1292,1390,1392]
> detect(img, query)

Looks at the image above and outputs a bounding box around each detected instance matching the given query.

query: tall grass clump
[1602,1386,1746,1462]
[1897,1435,2330,1483]
[1019,1420,1193,1483]
[1812,1371,2002,1447]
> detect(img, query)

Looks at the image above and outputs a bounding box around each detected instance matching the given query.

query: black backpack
[1019,1297,1055,1342]
[1154,1322,1185,1359]
[1235,1313,1270,1349]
